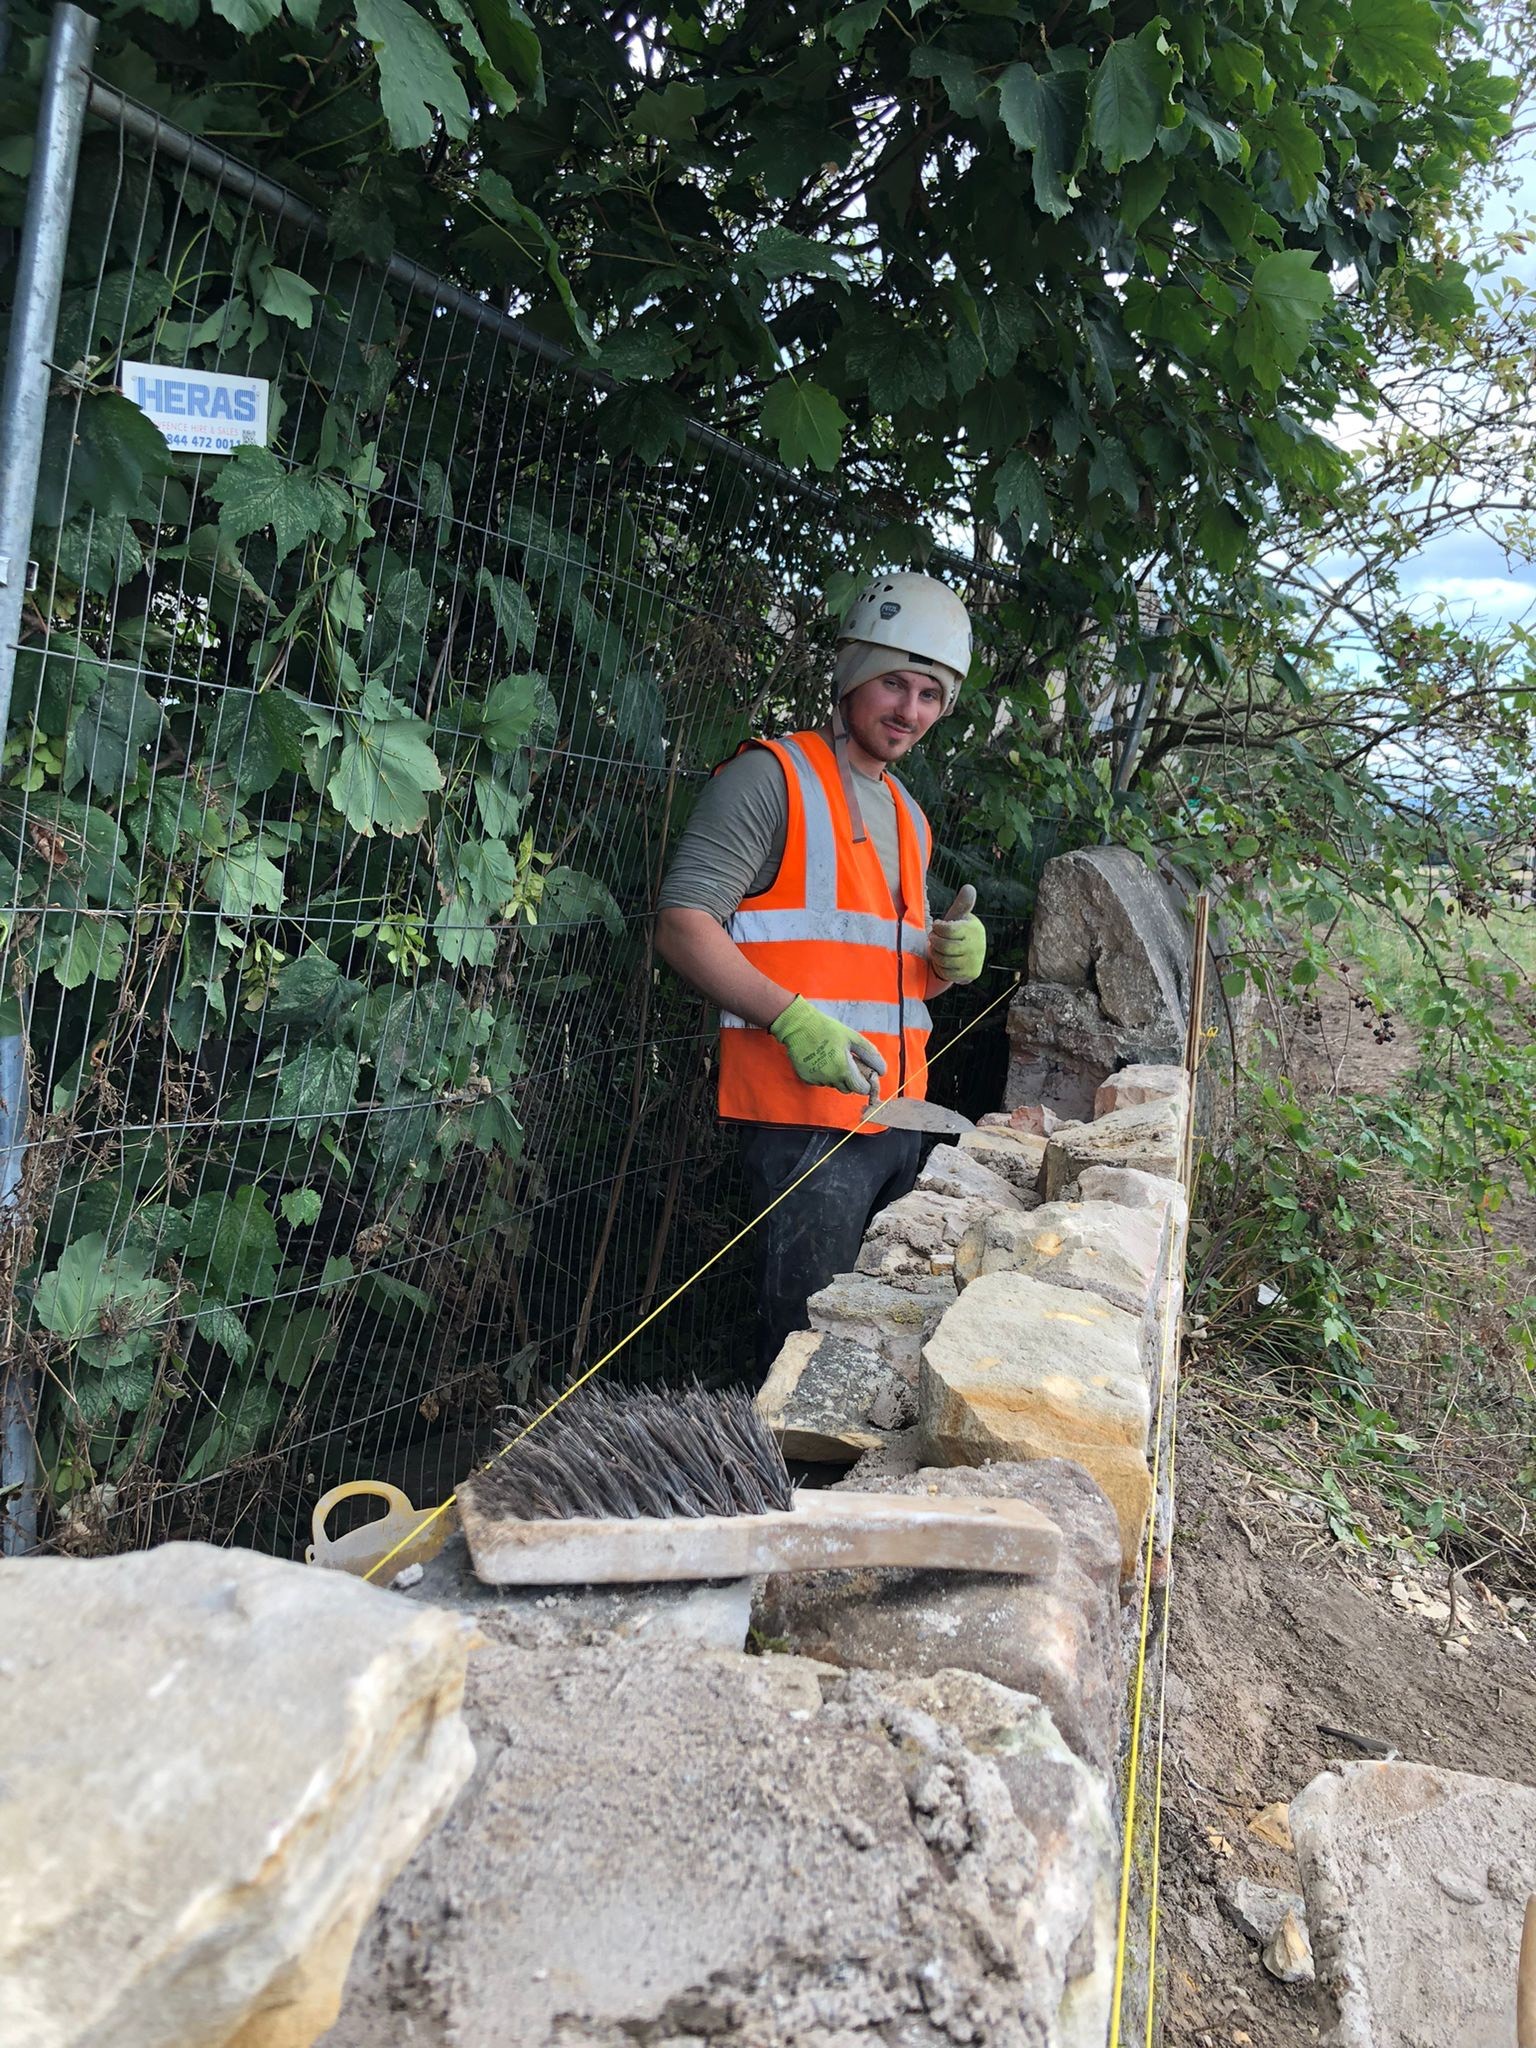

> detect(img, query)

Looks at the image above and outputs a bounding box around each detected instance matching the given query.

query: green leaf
[1345,0,1444,95]
[38,391,173,526]
[355,0,472,149]
[1257,103,1325,201]
[469,0,544,101]
[207,447,334,565]
[745,226,853,288]
[1234,250,1334,389]
[267,948,343,1027]
[829,0,884,52]
[211,0,281,28]
[998,60,1088,217]
[474,170,594,350]
[189,1300,253,1363]
[1403,260,1475,335]
[1089,22,1177,174]
[181,1381,281,1484]
[62,666,162,796]
[181,1186,281,1301]
[257,1303,337,1388]
[248,247,318,328]
[205,842,286,918]
[475,568,538,655]
[910,47,984,121]
[274,1042,358,1138]
[846,326,947,412]
[993,450,1048,540]
[760,377,848,472]
[35,1234,175,1379]
[328,709,443,837]
[46,917,130,990]
[524,865,623,949]
[435,0,518,104]
[479,672,554,751]
[433,896,498,966]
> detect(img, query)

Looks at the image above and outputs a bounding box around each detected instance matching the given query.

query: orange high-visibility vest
[717,729,939,1132]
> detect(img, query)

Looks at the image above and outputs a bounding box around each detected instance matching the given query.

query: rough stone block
[920,1271,1153,1572]
[1093,1063,1190,1119]
[326,1631,1124,2045]
[957,1124,1048,1198]
[1079,1163,1188,1230]
[1026,846,1190,1029]
[855,1186,1013,1285]
[753,1459,1126,1771]
[1005,982,1183,1122]
[1291,1761,1536,2048]
[806,1269,956,1381]
[0,1542,473,2048]
[1043,1097,1183,1199]
[915,1142,1025,1209]
[755,1329,913,1463]
[402,1533,755,1652]
[953,1199,1171,1341]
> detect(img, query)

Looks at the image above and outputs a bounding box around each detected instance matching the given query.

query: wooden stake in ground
[1518,1895,1536,2048]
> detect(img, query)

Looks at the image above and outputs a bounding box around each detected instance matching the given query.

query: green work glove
[929,884,987,985]
[770,996,886,1095]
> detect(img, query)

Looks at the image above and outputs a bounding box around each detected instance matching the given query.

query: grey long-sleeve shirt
[657,741,932,924]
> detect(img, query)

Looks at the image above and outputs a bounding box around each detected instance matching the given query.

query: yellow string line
[1143,1370,1180,2047]
[1107,1193,1184,2046]
[359,973,1022,1585]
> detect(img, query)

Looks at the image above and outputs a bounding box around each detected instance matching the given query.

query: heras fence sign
[120,361,270,454]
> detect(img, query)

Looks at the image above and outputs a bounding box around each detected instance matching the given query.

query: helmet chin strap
[828,697,869,846]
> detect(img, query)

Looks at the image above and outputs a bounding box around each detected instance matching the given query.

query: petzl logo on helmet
[879,601,902,620]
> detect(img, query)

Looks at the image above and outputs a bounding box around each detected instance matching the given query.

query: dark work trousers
[736,1122,924,1380]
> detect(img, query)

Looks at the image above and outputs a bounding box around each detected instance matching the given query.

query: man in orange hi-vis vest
[657,573,989,1377]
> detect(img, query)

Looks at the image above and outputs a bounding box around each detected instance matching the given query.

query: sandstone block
[915,1142,1025,1209]
[0,1542,473,2048]
[855,1186,1013,1285]
[753,1459,1125,1770]
[957,1124,1048,1197]
[953,1199,1170,1338]
[1026,846,1190,1029]
[1043,1097,1182,1199]
[920,1271,1152,1571]
[755,1329,913,1463]
[1079,1163,1188,1229]
[807,1270,956,1380]
[1093,1063,1190,1119]
[1291,1761,1536,2048]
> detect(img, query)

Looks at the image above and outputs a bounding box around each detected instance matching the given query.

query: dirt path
[1157,967,1536,2041]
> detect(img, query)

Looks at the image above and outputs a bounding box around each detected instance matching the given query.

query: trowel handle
[307,1479,450,1579]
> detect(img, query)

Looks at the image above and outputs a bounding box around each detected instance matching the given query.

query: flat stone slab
[920,1270,1152,1573]
[1290,1761,1536,2048]
[956,1125,1048,1197]
[754,1458,1126,1771]
[399,1532,755,1650]
[326,1640,1117,2045]
[807,1269,956,1380]
[953,1198,1170,1335]
[915,1141,1025,1209]
[756,1329,914,1463]
[1079,1163,1188,1229]
[1093,1063,1190,1119]
[1042,1097,1183,1198]
[0,1543,473,2048]
[856,1186,1014,1284]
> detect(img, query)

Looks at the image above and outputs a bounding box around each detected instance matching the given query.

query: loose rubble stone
[920,1271,1152,1572]
[755,1329,914,1463]
[1218,1876,1308,1947]
[1079,1163,1188,1229]
[754,1459,1126,1771]
[952,1199,1170,1340]
[916,1141,1026,1209]
[1290,1761,1536,2048]
[1263,1910,1315,1985]
[856,1186,1015,1284]
[326,1637,1121,2046]
[399,1532,754,1650]
[957,1123,1049,1197]
[1042,1097,1183,1199]
[807,1269,956,1380]
[1093,1063,1191,1119]
[0,1542,474,2048]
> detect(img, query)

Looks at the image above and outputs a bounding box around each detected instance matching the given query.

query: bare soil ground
[1158,968,1536,2044]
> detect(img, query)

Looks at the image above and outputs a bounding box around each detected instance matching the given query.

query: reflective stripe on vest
[717,728,935,1133]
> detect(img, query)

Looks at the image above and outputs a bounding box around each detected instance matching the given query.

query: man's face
[841,669,946,765]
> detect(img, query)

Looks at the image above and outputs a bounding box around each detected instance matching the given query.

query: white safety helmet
[834,572,973,714]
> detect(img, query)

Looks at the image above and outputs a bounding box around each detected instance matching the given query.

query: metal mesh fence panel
[0,80,1053,1560]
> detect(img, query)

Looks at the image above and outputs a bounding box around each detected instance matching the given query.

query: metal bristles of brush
[470,1384,795,1522]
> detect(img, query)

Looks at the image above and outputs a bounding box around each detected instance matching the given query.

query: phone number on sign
[163,431,262,452]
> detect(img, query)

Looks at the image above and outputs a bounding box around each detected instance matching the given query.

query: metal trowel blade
[866,1097,975,1136]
